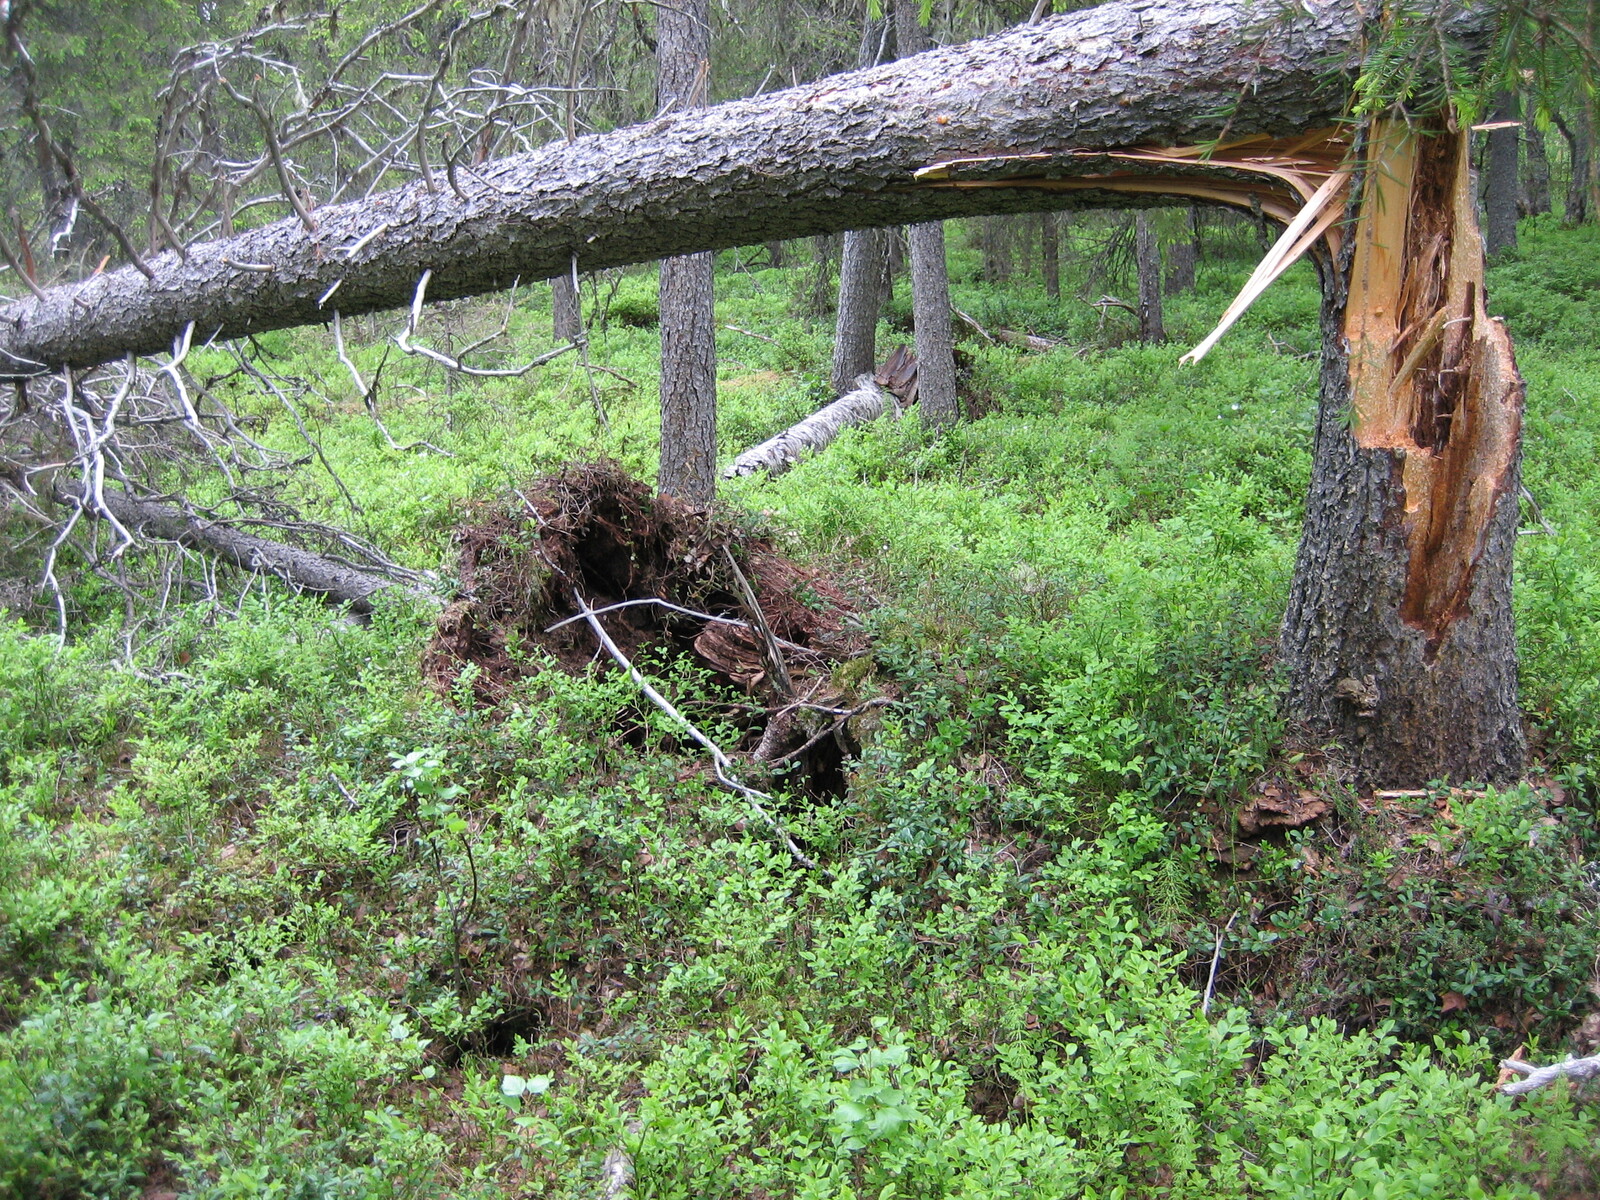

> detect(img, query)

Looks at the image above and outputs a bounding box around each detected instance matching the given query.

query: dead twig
[1201,911,1239,1017]
[1499,1052,1600,1096]
[571,588,827,877]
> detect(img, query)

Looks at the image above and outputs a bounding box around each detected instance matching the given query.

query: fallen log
[53,480,409,613]
[0,0,1390,377]
[722,375,893,478]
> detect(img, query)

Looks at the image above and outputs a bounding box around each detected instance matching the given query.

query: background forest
[5,1,1600,1197]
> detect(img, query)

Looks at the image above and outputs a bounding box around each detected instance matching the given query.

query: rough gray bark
[804,233,840,319]
[0,0,1378,376]
[906,221,958,424]
[1166,209,1197,291]
[658,253,717,501]
[1135,211,1165,342]
[829,18,895,397]
[1484,92,1519,256]
[893,0,958,427]
[551,273,581,341]
[1556,107,1592,224]
[723,375,892,478]
[831,228,886,394]
[53,481,399,612]
[656,0,717,504]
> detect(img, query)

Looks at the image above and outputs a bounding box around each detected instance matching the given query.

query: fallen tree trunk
[0,0,1382,377]
[723,375,894,479]
[54,481,404,613]
[7,1,1525,788]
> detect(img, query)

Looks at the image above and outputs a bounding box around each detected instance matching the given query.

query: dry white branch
[395,270,576,377]
[571,588,827,876]
[1499,1054,1600,1096]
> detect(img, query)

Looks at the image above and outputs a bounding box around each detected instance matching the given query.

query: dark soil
[424,462,870,792]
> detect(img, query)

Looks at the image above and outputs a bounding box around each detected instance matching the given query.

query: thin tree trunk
[1484,91,1519,256]
[893,0,958,426]
[830,15,895,396]
[1166,207,1198,292]
[804,233,840,319]
[551,273,581,341]
[1281,123,1525,787]
[1520,101,1551,217]
[1557,107,1591,224]
[656,0,717,503]
[831,227,886,393]
[1040,211,1060,300]
[658,253,717,501]
[1135,211,1164,342]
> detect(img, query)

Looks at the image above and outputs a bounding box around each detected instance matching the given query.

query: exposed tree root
[424,463,874,796]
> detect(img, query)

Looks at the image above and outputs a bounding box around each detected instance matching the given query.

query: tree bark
[0,0,1385,375]
[1281,124,1525,787]
[893,0,958,427]
[829,16,896,397]
[655,0,717,504]
[550,273,582,341]
[53,482,399,613]
[1134,210,1165,342]
[831,228,886,393]
[1484,91,1519,257]
[1556,107,1592,224]
[1520,105,1551,217]
[723,375,892,478]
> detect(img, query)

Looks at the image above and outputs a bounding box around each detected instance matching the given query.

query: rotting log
[723,374,894,479]
[54,481,406,613]
[0,0,1397,377]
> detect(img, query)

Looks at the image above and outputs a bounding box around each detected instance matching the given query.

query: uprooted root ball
[423,462,873,793]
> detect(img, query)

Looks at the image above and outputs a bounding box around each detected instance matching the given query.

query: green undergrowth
[5,218,1600,1197]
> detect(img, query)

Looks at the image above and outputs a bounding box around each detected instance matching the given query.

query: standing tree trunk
[804,233,841,320]
[830,15,895,395]
[1134,211,1164,343]
[1166,207,1198,292]
[656,0,717,503]
[1521,104,1552,217]
[1484,92,1520,257]
[831,228,886,393]
[551,273,582,341]
[1040,211,1061,300]
[1556,107,1592,224]
[894,0,958,425]
[1281,123,1525,787]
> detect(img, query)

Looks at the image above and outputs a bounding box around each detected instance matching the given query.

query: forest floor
[5,214,1600,1198]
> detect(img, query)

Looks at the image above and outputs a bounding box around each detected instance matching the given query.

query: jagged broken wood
[53,480,418,613]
